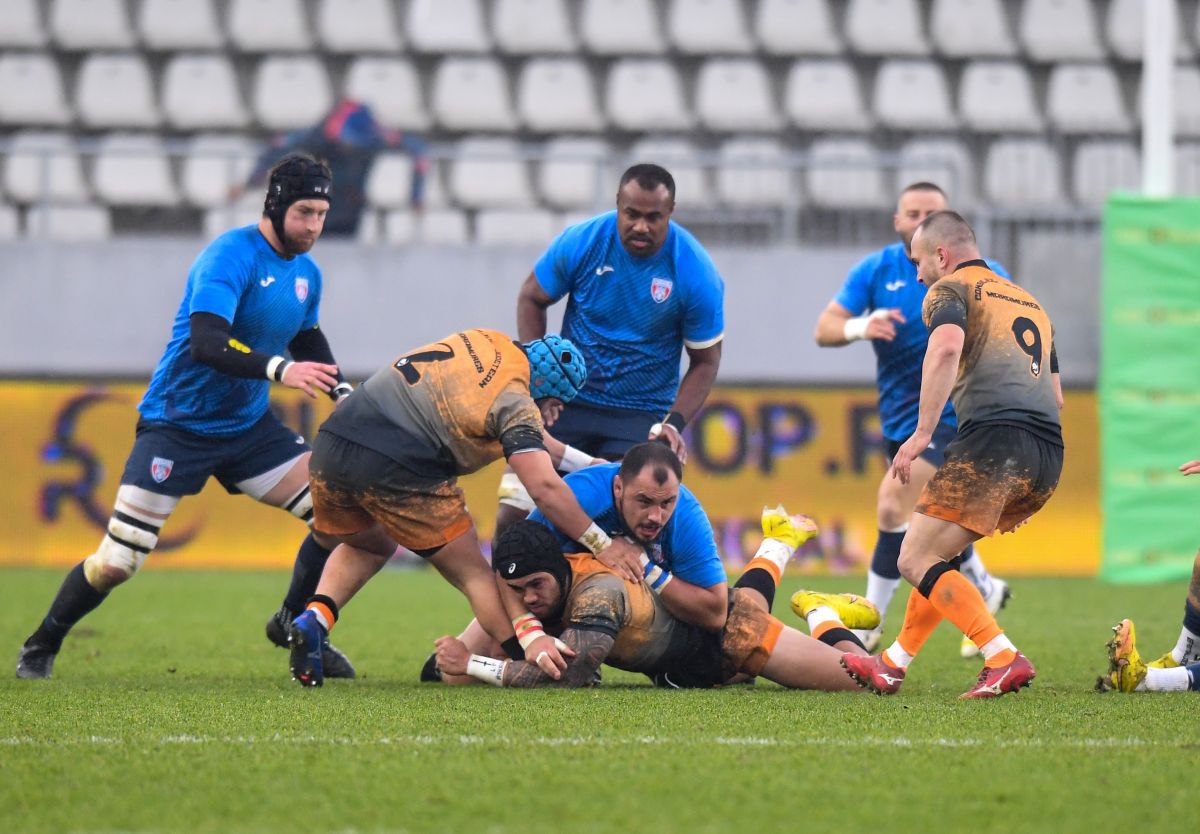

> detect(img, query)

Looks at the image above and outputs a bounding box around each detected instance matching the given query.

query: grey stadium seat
[162,54,249,130]
[316,0,403,52]
[695,59,780,132]
[806,138,887,209]
[1046,63,1132,134]
[666,0,754,55]
[628,137,713,208]
[1105,0,1193,61]
[517,59,605,132]
[75,53,160,129]
[958,61,1044,133]
[0,0,48,47]
[929,0,1016,58]
[50,0,135,49]
[475,209,559,246]
[344,58,430,131]
[983,138,1066,208]
[755,0,842,56]
[493,0,577,54]
[431,58,518,132]
[580,0,666,55]
[607,60,693,131]
[537,137,610,210]
[228,0,312,51]
[253,56,333,131]
[407,0,490,53]
[92,133,179,207]
[844,0,930,57]
[449,137,535,210]
[181,134,259,208]
[26,204,111,241]
[1019,0,1106,61]
[365,152,416,210]
[0,53,71,126]
[896,138,976,207]
[4,131,90,204]
[1071,140,1140,208]
[873,60,957,131]
[785,60,872,132]
[138,0,224,49]
[716,138,794,208]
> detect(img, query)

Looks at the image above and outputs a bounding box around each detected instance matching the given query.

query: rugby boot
[419,651,442,682]
[790,590,881,631]
[760,505,818,550]
[16,633,61,679]
[267,605,355,679]
[1147,649,1180,670]
[288,610,326,688]
[961,579,1012,658]
[840,652,906,695]
[960,652,1036,699]
[1100,619,1147,694]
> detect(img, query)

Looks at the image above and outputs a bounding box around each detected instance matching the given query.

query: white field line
[0,733,1176,749]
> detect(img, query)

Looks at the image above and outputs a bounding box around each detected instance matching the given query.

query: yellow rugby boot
[1147,651,1180,669]
[1103,619,1148,693]
[790,590,881,631]
[760,505,818,549]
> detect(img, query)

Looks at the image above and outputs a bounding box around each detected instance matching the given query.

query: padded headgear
[493,520,573,614]
[263,153,332,242]
[523,334,587,403]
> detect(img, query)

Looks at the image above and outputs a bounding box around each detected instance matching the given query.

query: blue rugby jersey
[534,211,724,414]
[834,242,1010,442]
[528,462,727,589]
[139,225,323,436]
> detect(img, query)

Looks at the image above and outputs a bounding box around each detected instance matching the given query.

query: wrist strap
[467,654,507,686]
[512,613,546,652]
[558,444,593,473]
[843,309,891,342]
[578,521,612,556]
[266,355,288,381]
[643,561,673,593]
[664,411,687,432]
[331,381,353,401]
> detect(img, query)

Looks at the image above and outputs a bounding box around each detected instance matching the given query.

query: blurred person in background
[235,98,428,238]
[812,182,1013,658]
[17,154,360,680]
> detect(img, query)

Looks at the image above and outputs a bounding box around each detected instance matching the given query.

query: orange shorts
[918,424,1063,537]
[721,588,785,679]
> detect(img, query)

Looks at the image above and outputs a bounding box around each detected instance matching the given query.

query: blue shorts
[120,412,309,497]
[884,419,958,469]
[548,399,660,460]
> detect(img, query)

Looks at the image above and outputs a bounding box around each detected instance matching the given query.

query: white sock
[309,607,331,632]
[865,571,901,626]
[882,641,914,668]
[958,551,994,599]
[1171,626,1200,664]
[754,538,794,575]
[980,633,1016,661]
[805,605,841,632]
[1144,666,1191,692]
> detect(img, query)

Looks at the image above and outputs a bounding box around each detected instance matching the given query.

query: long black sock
[32,561,109,647]
[735,568,777,611]
[282,534,333,615]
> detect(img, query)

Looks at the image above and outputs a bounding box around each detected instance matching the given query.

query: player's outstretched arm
[650,342,722,465]
[814,301,905,347]
[435,628,612,688]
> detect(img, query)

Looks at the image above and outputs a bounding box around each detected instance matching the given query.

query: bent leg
[427,527,515,647]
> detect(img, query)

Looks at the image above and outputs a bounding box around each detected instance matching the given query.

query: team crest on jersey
[150,457,174,484]
[294,277,309,303]
[650,277,673,303]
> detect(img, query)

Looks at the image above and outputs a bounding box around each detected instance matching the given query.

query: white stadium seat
[958,61,1044,133]
[716,138,793,208]
[253,56,333,131]
[449,137,535,209]
[228,0,312,51]
[896,138,976,206]
[0,0,48,47]
[0,203,18,239]
[365,152,416,209]
[5,131,90,203]
[162,54,249,130]
[316,0,402,52]
[180,134,258,208]
[203,193,263,239]
[1177,143,1200,196]
[1072,140,1140,208]
[983,138,1065,208]
[873,60,957,131]
[537,138,609,209]
[844,0,929,57]
[344,58,429,131]
[75,53,160,129]
[400,209,470,245]
[92,133,178,207]
[0,53,71,126]
[407,0,490,53]
[806,138,887,209]
[1019,0,1105,61]
[755,0,842,56]
[26,204,111,240]
[493,0,577,54]
[138,0,223,49]
[475,209,559,246]
[695,59,780,132]
[606,60,692,131]
[785,60,872,132]
[1046,63,1132,134]
[667,0,753,55]
[50,0,135,49]
[628,137,713,208]
[930,0,1016,57]
[1134,65,1200,138]
[431,58,517,131]
[1106,0,1192,61]
[580,0,666,54]
[517,59,604,132]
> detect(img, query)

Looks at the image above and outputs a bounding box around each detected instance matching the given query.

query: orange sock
[743,556,782,586]
[923,570,1003,652]
[306,600,336,633]
[890,587,944,665]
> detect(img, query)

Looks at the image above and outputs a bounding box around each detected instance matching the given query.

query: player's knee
[496,473,535,514]
[876,487,910,529]
[84,515,158,589]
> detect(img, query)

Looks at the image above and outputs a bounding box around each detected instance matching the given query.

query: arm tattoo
[501,628,615,688]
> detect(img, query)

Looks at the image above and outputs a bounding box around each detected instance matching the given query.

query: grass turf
[2,567,1197,834]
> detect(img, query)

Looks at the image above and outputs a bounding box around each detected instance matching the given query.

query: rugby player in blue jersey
[16,154,358,680]
[812,182,1012,657]
[493,164,725,621]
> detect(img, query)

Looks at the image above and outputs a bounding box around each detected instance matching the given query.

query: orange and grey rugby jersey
[922,262,1062,445]
[321,329,545,478]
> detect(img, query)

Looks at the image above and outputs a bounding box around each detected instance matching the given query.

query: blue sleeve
[302,264,322,330]
[527,466,615,549]
[682,250,725,348]
[985,259,1012,281]
[532,222,589,301]
[833,255,875,315]
[664,490,727,587]
[188,239,251,323]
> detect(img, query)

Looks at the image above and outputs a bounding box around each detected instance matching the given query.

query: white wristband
[332,382,353,400]
[467,654,507,686]
[643,562,673,593]
[558,444,593,473]
[842,309,891,342]
[578,521,612,556]
[265,355,288,381]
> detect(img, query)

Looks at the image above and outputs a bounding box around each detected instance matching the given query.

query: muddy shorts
[654,588,785,688]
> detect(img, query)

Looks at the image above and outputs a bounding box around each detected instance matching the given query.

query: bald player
[841,211,1064,699]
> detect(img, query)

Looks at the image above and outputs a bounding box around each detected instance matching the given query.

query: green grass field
[3,567,1196,834]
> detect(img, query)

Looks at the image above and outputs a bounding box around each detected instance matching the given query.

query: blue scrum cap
[523,334,587,403]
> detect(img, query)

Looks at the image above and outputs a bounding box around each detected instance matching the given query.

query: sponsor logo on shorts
[295,277,309,303]
[150,456,174,484]
[650,277,673,303]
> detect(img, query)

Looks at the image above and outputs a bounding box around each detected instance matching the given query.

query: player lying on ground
[432,514,879,690]
[1096,458,1200,694]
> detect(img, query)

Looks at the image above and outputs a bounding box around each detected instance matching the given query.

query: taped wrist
[467,654,507,686]
[641,557,673,593]
[842,309,892,342]
[578,522,612,556]
[558,444,593,473]
[512,613,547,652]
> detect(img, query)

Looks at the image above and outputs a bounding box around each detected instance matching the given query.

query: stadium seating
[785,60,872,131]
[343,58,429,130]
[315,0,403,53]
[896,137,976,206]
[695,59,779,132]
[1019,0,1106,61]
[983,138,1067,208]
[629,137,713,206]
[1046,63,1133,134]
[92,133,178,207]
[536,137,610,209]
[138,0,224,49]
[666,0,755,54]
[493,0,577,54]
[431,58,517,131]
[806,138,887,208]
[1105,0,1193,61]
[181,134,258,208]
[0,203,18,239]
[754,0,842,56]
[475,208,559,245]
[715,138,793,207]
[929,0,1016,58]
[50,0,136,50]
[606,60,692,130]
[958,61,1044,133]
[0,53,71,126]
[25,203,112,240]
[407,0,490,53]
[844,0,930,57]
[228,0,313,52]
[517,59,605,132]
[873,60,957,131]
[1072,140,1141,207]
[449,137,535,209]
[253,56,333,131]
[365,151,417,210]
[0,0,48,47]
[580,0,666,54]
[75,53,160,129]
[4,131,90,204]
[162,55,249,130]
